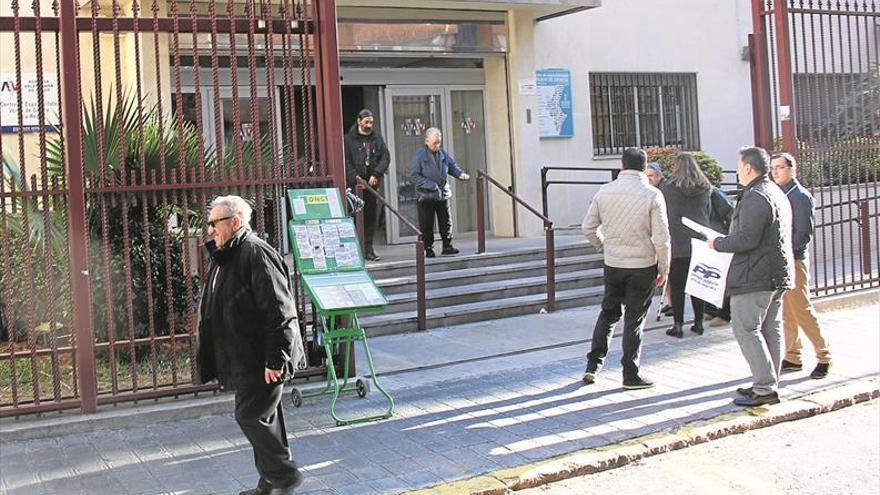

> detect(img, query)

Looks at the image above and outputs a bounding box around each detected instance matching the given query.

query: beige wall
[483,57,515,237]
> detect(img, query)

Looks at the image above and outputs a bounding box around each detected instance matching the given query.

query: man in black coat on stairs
[197,195,306,495]
[344,109,391,261]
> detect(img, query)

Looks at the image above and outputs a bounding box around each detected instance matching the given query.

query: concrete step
[382,268,605,313]
[360,285,606,336]
[366,242,594,280]
[376,253,605,295]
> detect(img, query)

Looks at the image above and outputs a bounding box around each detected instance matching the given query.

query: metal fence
[0,0,345,417]
[750,0,879,296]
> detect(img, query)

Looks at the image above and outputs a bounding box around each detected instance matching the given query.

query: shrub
[645,146,726,187]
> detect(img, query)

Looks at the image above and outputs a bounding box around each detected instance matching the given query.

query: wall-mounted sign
[518,78,536,96]
[536,68,573,138]
[0,73,59,134]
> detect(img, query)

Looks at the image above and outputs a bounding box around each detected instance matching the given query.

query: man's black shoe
[810,362,830,379]
[582,370,597,385]
[240,478,271,495]
[441,245,459,255]
[690,323,704,335]
[736,386,753,396]
[623,376,654,390]
[733,391,780,407]
[666,323,683,338]
[425,247,436,258]
[365,251,381,262]
[266,471,303,495]
[780,359,802,373]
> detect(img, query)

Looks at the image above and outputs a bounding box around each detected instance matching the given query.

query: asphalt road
[520,400,880,495]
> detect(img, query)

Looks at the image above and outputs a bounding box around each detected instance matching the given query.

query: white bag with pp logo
[685,238,733,307]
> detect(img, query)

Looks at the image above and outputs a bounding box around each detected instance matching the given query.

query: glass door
[384,89,444,242]
[449,89,490,233]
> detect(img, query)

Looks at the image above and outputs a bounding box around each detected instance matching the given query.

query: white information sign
[1,73,60,133]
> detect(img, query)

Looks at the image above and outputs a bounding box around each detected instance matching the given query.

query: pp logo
[693,263,722,280]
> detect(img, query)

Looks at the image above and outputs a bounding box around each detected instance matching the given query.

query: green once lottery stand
[287,188,393,426]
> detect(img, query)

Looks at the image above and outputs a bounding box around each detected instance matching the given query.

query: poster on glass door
[536,68,573,138]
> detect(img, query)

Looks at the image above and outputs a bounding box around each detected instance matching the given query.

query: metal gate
[750,0,879,295]
[0,0,345,416]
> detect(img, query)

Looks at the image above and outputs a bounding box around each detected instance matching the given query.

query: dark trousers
[360,183,379,253]
[234,382,300,488]
[587,264,657,379]
[668,256,705,325]
[705,297,731,321]
[417,198,452,249]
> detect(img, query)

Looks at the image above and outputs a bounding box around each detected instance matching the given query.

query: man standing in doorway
[709,147,794,407]
[345,109,390,261]
[770,152,832,379]
[410,127,470,257]
[581,148,670,390]
[197,195,306,495]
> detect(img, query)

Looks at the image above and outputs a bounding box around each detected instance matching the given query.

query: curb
[398,378,879,495]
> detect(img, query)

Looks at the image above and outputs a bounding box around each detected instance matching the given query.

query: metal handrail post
[476,173,486,254]
[415,237,427,331]
[355,181,365,256]
[356,177,427,331]
[541,167,549,219]
[545,225,556,312]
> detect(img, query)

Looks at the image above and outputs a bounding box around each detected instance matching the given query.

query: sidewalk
[1,292,877,495]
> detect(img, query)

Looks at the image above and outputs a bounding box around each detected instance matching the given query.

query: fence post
[545,225,556,312]
[59,0,98,413]
[859,200,872,277]
[313,0,346,190]
[415,237,427,331]
[772,0,796,154]
[476,173,486,254]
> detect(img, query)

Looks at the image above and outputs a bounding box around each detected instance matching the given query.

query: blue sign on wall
[536,68,573,138]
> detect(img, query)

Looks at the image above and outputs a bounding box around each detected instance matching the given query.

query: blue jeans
[586,264,658,379]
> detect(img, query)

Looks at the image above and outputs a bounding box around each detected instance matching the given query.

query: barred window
[589,73,700,155]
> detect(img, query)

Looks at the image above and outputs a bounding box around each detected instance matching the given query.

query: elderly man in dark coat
[198,195,306,495]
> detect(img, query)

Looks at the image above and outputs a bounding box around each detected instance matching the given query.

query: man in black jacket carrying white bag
[198,195,306,495]
[709,147,794,408]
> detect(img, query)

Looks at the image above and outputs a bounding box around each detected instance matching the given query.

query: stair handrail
[476,170,556,312]
[355,177,427,331]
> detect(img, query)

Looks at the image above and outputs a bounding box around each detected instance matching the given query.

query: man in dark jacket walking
[344,109,390,261]
[709,147,794,407]
[771,152,832,379]
[198,195,306,495]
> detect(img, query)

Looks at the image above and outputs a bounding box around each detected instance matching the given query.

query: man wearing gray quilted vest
[581,148,670,390]
[709,147,794,407]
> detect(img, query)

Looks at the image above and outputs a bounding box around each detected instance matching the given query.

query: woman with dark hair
[660,153,712,338]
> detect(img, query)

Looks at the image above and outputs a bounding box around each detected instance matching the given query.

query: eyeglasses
[207,216,234,229]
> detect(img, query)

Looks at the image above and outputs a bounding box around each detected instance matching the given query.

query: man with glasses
[770,152,832,379]
[197,195,305,495]
[344,109,391,261]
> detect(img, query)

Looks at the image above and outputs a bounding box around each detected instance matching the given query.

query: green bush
[645,146,726,187]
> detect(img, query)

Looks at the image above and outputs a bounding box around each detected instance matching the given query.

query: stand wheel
[355,378,370,398]
[290,388,303,408]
